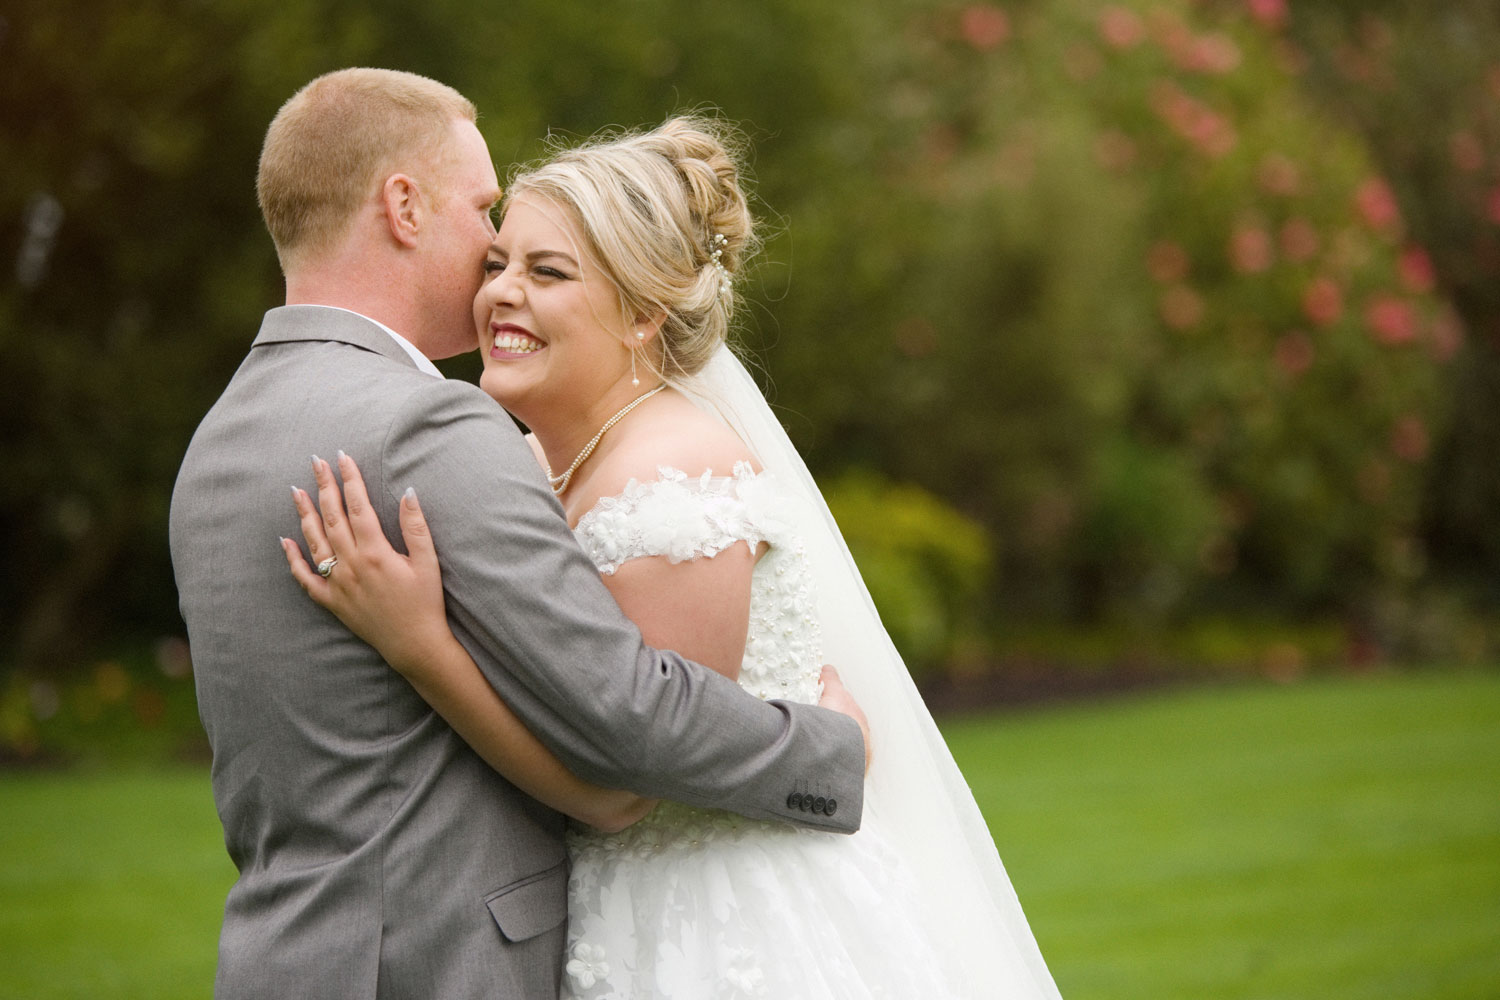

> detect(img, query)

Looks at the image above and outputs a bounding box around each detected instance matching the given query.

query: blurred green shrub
[1073,437,1222,620]
[822,469,993,676]
[0,638,203,765]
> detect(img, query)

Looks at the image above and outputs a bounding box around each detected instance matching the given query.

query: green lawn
[1,669,1496,999]
[0,767,233,1000]
[946,669,1500,999]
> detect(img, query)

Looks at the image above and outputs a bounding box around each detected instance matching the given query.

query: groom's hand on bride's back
[817,665,871,773]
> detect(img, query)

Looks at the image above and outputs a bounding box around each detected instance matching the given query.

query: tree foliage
[1,0,1496,673]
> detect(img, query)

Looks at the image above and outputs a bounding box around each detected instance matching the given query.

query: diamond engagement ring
[316,556,339,578]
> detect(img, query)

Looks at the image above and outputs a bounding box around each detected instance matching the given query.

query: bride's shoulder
[570,391,760,515]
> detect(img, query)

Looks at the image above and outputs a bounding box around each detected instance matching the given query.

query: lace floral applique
[574,463,792,575]
[565,942,610,991]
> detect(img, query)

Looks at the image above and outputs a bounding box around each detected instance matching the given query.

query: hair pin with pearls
[710,233,732,299]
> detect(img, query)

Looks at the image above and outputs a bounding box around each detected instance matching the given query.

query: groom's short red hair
[257,67,477,270]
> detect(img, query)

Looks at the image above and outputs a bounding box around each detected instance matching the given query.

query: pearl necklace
[545,385,665,496]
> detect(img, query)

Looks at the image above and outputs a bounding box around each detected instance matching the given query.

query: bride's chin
[480,372,534,414]
[479,370,518,406]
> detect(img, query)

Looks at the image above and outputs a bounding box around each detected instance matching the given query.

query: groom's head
[257,68,502,358]
[258,68,477,270]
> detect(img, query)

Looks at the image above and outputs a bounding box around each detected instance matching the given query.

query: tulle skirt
[560,802,966,999]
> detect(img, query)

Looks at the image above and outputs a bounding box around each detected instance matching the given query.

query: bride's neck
[525,379,666,484]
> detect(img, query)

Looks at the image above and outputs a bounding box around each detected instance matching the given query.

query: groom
[169,68,868,1000]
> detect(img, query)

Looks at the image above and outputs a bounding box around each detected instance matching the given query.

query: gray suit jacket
[169,306,864,1000]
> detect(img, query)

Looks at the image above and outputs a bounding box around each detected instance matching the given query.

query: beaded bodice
[573,463,824,707]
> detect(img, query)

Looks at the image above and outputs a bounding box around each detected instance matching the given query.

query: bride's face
[474,195,634,424]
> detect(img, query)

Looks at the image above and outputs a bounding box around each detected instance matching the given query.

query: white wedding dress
[561,347,1063,1000]
[563,465,964,999]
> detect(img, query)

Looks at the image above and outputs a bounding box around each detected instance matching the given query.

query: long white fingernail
[403,487,417,503]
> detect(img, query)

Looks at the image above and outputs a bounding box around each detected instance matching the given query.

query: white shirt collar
[318,305,445,379]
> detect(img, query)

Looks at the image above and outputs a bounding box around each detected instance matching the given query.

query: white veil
[682,345,1063,998]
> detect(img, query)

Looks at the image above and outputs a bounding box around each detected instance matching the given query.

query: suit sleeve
[377,379,865,832]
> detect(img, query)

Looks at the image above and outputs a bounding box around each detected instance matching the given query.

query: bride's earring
[631,330,645,387]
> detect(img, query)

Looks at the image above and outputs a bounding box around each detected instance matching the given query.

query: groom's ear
[381,174,424,249]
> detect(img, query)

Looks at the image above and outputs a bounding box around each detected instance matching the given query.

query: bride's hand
[818,665,873,774]
[282,453,452,674]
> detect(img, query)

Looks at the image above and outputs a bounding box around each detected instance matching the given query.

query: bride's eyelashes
[481,258,574,281]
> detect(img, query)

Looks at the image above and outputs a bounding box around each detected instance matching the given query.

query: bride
[285,116,1061,998]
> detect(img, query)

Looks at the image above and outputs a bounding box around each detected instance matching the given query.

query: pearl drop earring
[631,331,645,387]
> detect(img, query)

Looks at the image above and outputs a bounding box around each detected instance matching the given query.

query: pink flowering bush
[764,0,1455,623]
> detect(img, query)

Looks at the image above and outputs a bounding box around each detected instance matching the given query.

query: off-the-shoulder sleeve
[574,462,794,574]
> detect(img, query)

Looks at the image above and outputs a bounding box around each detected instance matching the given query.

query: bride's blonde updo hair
[505,115,758,382]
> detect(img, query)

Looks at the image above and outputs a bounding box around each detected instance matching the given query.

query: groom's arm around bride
[169,67,867,1000]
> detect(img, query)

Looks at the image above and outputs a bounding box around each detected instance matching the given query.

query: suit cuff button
[825,798,837,816]
[786,792,803,810]
[812,796,827,815]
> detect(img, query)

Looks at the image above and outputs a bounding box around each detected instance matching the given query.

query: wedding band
[316,556,339,578]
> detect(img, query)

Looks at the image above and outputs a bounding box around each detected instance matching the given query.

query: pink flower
[1098,6,1145,49]
[1273,331,1315,377]
[1280,218,1320,262]
[1147,240,1191,282]
[1390,415,1429,463]
[1230,225,1274,274]
[1256,154,1301,196]
[1302,276,1343,326]
[1365,294,1417,345]
[960,4,1010,51]
[1355,177,1402,231]
[1182,34,1242,75]
[1428,307,1465,362]
[1245,0,1288,30]
[1150,81,1237,158]
[1160,285,1205,330]
[1397,246,1435,293]
[1191,110,1237,157]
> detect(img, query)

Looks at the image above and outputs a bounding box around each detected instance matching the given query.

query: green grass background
[2,670,1497,999]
